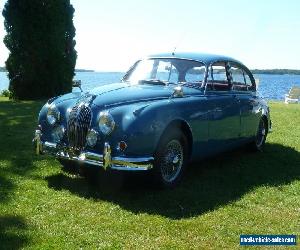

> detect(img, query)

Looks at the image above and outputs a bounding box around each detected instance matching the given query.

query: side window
[231,66,245,84]
[207,62,230,91]
[244,73,253,87]
[212,65,227,81]
[230,64,255,91]
[231,65,246,91]
[185,65,206,83]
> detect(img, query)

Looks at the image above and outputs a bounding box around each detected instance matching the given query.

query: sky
[0,0,300,71]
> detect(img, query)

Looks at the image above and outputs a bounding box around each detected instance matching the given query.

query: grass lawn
[0,96,299,249]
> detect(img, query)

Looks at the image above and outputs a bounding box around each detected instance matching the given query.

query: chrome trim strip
[39,140,154,171]
[111,165,152,171]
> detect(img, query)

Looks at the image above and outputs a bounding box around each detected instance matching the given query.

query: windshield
[123,58,206,86]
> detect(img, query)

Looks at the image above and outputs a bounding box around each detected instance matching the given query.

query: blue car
[33,52,271,188]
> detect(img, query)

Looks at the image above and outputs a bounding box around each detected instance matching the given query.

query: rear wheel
[250,118,267,151]
[153,129,189,188]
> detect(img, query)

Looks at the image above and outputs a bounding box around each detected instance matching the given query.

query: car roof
[146,52,245,66]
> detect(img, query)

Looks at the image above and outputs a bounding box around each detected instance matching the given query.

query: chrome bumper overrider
[33,131,153,171]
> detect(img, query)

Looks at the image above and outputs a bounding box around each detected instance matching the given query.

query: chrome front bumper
[33,131,153,171]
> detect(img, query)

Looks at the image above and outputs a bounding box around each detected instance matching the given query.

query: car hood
[53,82,202,108]
[90,82,177,108]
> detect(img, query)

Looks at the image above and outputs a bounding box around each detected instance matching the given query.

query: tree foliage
[3,0,77,100]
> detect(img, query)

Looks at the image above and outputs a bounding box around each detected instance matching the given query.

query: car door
[230,63,260,139]
[205,61,241,152]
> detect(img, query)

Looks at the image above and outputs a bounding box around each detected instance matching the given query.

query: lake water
[1,71,300,100]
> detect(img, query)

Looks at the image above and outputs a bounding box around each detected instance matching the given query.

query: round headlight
[51,125,65,143]
[47,104,60,126]
[98,111,115,135]
[86,129,98,147]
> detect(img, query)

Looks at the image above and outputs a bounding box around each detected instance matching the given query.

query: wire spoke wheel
[154,129,188,188]
[160,139,184,183]
[256,119,266,148]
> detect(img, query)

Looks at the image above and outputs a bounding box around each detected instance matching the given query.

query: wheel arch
[156,119,193,159]
[261,115,269,134]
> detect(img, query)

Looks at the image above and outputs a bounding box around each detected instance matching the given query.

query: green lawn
[0,96,299,249]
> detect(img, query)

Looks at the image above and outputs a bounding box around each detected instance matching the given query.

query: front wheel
[153,129,189,188]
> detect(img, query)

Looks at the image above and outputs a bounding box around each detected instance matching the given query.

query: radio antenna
[171,31,187,56]
[172,46,177,56]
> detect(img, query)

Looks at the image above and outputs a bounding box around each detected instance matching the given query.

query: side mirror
[72,80,83,92]
[171,85,184,98]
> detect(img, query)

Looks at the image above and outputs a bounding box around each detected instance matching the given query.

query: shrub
[1,89,12,98]
[2,0,77,100]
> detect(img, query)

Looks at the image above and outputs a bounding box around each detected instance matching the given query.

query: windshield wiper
[138,79,169,86]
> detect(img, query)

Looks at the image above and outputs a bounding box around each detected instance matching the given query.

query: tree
[3,0,77,100]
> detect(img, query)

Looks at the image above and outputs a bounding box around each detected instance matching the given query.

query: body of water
[1,71,300,100]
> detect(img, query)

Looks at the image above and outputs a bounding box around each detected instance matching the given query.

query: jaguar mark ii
[33,53,271,188]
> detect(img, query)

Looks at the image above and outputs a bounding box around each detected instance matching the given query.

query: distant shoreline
[0,67,97,73]
[251,69,300,75]
[75,69,95,72]
[1,67,300,75]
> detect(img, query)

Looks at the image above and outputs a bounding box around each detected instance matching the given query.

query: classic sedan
[33,52,271,188]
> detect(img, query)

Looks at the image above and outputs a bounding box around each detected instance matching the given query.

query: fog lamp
[86,129,98,147]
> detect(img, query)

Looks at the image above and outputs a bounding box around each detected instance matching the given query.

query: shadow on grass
[0,99,44,203]
[0,100,45,171]
[0,175,15,203]
[0,215,29,250]
[0,99,46,249]
[46,143,300,219]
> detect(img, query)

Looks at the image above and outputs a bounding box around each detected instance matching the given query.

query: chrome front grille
[67,104,91,152]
